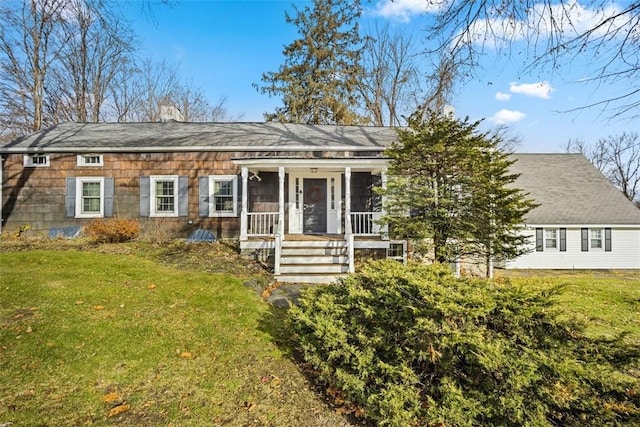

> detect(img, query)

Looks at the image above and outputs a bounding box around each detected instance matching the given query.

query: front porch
[233,158,393,283]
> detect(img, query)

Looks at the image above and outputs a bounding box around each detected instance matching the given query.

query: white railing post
[380,168,388,238]
[278,166,285,240]
[348,233,355,273]
[275,233,282,276]
[345,167,351,237]
[240,167,248,241]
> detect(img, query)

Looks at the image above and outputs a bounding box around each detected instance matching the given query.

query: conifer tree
[381,111,536,274]
[255,0,366,125]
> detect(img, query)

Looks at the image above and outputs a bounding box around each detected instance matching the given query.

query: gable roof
[511,153,640,225]
[3,123,638,225]
[0,122,397,153]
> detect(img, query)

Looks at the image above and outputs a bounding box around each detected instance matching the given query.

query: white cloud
[495,92,511,101]
[509,81,554,99]
[489,109,525,124]
[371,0,445,22]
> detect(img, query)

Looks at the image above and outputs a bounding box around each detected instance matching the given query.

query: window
[23,154,50,167]
[582,227,612,251]
[591,229,603,249]
[387,241,406,264]
[211,175,238,216]
[151,176,179,217]
[140,176,188,218]
[198,175,238,217]
[545,229,557,249]
[77,154,103,166]
[66,177,114,219]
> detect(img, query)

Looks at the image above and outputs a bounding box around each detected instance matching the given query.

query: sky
[121,0,638,153]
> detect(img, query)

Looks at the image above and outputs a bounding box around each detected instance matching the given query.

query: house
[1,123,638,282]
[506,153,640,270]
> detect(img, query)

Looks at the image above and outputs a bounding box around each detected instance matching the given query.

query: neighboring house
[1,123,638,282]
[506,153,640,270]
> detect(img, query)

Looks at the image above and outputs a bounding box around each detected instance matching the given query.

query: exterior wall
[1,151,242,239]
[506,227,640,269]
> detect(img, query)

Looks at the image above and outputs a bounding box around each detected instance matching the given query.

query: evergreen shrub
[289,260,640,426]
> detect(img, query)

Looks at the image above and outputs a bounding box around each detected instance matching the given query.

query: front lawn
[1,240,638,426]
[0,242,353,426]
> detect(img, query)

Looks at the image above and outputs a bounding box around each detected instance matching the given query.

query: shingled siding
[1,151,245,239]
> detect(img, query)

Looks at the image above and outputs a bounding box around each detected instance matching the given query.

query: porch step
[276,238,350,284]
[275,273,348,284]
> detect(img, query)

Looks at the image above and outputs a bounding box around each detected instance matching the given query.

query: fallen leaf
[147,284,156,290]
[103,392,120,403]
[93,305,104,311]
[107,403,130,418]
[75,301,84,305]
[25,327,32,334]
[179,352,192,359]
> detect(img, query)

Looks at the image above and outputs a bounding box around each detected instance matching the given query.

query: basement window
[23,154,50,167]
[387,241,407,264]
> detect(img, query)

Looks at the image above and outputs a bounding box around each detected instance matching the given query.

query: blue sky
[121,0,637,153]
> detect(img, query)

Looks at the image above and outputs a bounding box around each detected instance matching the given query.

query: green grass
[499,270,640,343]
[0,247,351,426]
[1,243,639,426]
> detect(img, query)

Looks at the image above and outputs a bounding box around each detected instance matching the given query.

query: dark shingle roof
[0,122,397,152]
[511,153,640,225]
[3,123,638,225]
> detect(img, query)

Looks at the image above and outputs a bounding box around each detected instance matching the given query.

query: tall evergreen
[255,0,366,125]
[380,111,536,274]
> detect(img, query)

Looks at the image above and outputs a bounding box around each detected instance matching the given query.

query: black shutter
[535,228,543,252]
[559,228,566,252]
[581,228,589,252]
[605,228,612,252]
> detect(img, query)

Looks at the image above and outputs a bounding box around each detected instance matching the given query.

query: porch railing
[247,212,278,236]
[350,212,383,235]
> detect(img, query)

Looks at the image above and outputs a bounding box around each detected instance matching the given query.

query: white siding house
[505,154,640,270]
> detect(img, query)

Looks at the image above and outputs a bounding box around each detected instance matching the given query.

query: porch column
[345,167,352,237]
[381,168,389,238]
[278,166,285,240]
[240,167,248,241]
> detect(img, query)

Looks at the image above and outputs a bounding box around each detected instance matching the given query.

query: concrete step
[275,273,348,284]
[281,247,347,256]
[281,240,346,248]
[279,264,349,274]
[280,255,349,264]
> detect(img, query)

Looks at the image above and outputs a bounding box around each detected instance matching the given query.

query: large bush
[84,218,140,243]
[289,261,639,426]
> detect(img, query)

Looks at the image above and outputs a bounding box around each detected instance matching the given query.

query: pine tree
[255,0,366,125]
[381,111,536,274]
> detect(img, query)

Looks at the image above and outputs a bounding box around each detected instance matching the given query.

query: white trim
[77,154,104,167]
[150,175,179,217]
[287,171,343,234]
[525,223,640,229]
[23,153,50,167]
[544,228,559,251]
[234,157,387,171]
[208,175,238,217]
[75,177,104,218]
